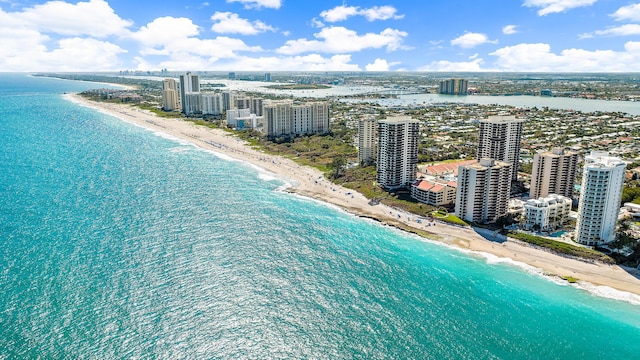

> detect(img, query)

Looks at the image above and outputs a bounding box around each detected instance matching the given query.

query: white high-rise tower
[575,151,626,246]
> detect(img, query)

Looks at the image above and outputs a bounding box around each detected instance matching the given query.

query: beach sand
[68,94,640,302]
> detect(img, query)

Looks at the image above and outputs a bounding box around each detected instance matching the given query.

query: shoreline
[66,93,640,304]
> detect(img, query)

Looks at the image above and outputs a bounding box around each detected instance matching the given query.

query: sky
[3,0,640,72]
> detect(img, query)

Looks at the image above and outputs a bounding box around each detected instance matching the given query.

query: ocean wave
[153,131,191,146]
[577,283,640,306]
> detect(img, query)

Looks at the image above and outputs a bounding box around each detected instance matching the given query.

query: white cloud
[502,25,518,34]
[365,58,399,71]
[200,54,361,71]
[310,17,325,28]
[489,42,640,72]
[320,5,403,22]
[450,32,497,48]
[320,5,359,22]
[210,12,275,35]
[46,38,126,71]
[277,26,408,54]
[418,59,485,72]
[131,17,199,49]
[523,0,597,16]
[130,16,262,70]
[0,4,127,71]
[469,53,479,60]
[227,0,281,9]
[611,3,640,22]
[580,24,640,38]
[15,0,132,37]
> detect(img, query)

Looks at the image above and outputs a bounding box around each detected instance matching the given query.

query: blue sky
[3,0,640,72]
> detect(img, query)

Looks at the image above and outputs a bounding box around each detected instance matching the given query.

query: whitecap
[576,283,640,306]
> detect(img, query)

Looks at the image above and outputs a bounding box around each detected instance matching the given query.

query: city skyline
[4,0,640,72]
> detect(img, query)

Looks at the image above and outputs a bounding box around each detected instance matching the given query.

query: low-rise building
[523,194,572,232]
[411,179,456,206]
[226,108,251,128]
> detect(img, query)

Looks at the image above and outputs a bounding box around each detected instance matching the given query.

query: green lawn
[433,213,469,226]
[507,231,615,264]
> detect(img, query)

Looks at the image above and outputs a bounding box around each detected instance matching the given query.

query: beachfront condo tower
[455,158,512,224]
[179,72,200,114]
[161,78,180,111]
[358,118,377,166]
[376,116,419,190]
[439,78,468,95]
[477,115,525,182]
[529,148,579,199]
[263,100,329,138]
[575,151,626,246]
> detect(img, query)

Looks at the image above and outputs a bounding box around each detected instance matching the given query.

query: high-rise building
[183,93,202,115]
[179,72,200,114]
[575,151,626,246]
[376,116,419,189]
[455,158,512,224]
[201,93,223,115]
[358,118,377,165]
[263,100,330,138]
[530,148,579,199]
[161,78,180,111]
[250,98,263,116]
[235,96,251,111]
[439,78,468,95]
[265,73,271,82]
[228,72,236,80]
[477,115,525,182]
[221,91,233,111]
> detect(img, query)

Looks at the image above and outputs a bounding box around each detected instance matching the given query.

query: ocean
[1,73,640,359]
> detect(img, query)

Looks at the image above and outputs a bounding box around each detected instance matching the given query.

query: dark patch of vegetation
[621,182,640,205]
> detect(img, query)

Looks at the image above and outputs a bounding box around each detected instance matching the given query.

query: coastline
[66,93,640,303]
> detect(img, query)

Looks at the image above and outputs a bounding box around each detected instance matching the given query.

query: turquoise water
[1,74,640,358]
[549,230,567,238]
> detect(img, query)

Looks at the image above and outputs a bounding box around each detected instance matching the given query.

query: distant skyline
[4,0,640,72]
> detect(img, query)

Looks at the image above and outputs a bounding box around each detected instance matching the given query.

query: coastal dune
[67,93,640,303]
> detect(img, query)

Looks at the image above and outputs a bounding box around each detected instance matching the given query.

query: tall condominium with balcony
[477,115,525,182]
[529,148,579,199]
[455,158,512,224]
[179,72,200,114]
[575,151,626,246]
[263,100,329,138]
[358,118,377,165]
[439,78,468,95]
[161,78,180,111]
[376,116,419,190]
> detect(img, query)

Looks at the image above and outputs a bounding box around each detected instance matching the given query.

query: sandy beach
[68,94,640,303]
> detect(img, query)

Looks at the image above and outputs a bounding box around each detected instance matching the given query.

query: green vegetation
[561,276,579,283]
[433,212,469,226]
[507,231,615,264]
[34,73,161,90]
[263,84,331,90]
[233,128,357,173]
[621,183,640,205]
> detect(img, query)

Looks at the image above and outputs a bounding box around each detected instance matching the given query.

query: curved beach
[67,93,640,302]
